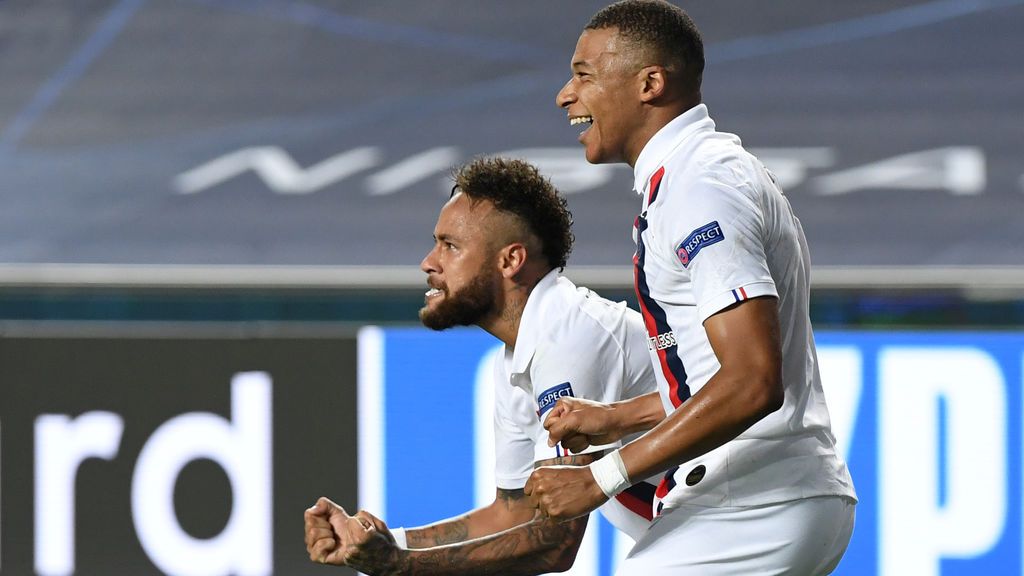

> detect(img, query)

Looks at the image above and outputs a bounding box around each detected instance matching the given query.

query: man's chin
[584,146,609,165]
[418,308,448,331]
[418,274,495,331]
[419,306,467,331]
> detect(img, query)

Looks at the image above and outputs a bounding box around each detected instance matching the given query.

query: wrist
[391,526,408,549]
[605,401,626,434]
[589,449,631,497]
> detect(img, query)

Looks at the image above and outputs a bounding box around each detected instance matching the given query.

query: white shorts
[616,495,856,576]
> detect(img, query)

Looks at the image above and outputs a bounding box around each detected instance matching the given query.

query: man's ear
[639,65,667,103]
[499,243,528,279]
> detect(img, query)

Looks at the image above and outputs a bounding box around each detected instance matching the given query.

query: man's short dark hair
[453,157,574,271]
[587,0,704,95]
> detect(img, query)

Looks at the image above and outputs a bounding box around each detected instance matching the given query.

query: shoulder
[532,287,636,365]
[550,285,636,341]
[655,148,764,229]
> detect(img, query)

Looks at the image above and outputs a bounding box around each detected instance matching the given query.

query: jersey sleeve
[530,318,633,461]
[663,176,778,322]
[491,356,538,489]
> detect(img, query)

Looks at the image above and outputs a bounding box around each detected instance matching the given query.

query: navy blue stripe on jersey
[615,481,657,521]
[634,212,691,408]
[654,465,680,515]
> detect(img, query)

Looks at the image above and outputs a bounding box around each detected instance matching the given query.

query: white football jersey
[630,104,856,510]
[492,270,660,540]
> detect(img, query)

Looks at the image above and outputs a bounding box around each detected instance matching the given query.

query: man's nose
[420,246,438,274]
[556,78,575,109]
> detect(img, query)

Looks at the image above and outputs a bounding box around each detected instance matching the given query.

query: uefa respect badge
[676,221,724,267]
[536,382,574,417]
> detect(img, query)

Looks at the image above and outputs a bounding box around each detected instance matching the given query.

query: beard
[419,270,498,331]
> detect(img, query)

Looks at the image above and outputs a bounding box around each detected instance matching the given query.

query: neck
[480,271,544,348]
[627,98,701,167]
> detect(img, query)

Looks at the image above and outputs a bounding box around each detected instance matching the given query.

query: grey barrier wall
[0,327,360,575]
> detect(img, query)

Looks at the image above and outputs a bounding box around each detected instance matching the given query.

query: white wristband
[589,450,630,498]
[391,527,407,549]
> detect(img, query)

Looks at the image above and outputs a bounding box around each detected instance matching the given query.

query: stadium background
[0,0,1022,574]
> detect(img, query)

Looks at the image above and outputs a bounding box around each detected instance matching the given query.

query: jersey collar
[632,103,714,197]
[504,268,562,377]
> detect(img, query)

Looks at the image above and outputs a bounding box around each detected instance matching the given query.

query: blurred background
[0,0,1021,574]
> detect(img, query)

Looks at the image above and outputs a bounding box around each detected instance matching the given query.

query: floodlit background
[0,1,1022,574]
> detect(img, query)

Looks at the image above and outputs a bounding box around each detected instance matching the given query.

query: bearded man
[304,157,660,575]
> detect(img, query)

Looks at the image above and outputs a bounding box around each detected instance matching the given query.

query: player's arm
[528,296,783,519]
[606,391,667,433]
[374,452,596,576]
[544,391,666,453]
[401,487,539,548]
[618,295,782,477]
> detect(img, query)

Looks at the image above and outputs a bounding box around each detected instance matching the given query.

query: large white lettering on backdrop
[359,330,1024,576]
[174,145,990,197]
[879,348,1007,576]
[34,413,124,575]
[33,372,273,576]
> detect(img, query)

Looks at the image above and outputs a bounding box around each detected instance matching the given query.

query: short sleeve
[491,356,537,489]
[663,178,777,322]
[530,316,633,459]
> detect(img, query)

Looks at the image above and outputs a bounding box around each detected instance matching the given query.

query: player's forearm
[404,516,472,548]
[405,488,534,548]
[405,508,500,548]
[392,515,587,576]
[609,391,666,435]
[616,297,784,484]
[619,369,782,483]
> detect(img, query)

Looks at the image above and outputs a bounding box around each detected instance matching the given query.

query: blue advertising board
[359,328,1024,576]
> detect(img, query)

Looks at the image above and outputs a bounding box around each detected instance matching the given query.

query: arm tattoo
[496,487,526,510]
[534,451,601,469]
[405,519,470,548]
[403,489,527,548]
[374,432,603,572]
[382,457,601,574]
[391,515,588,576]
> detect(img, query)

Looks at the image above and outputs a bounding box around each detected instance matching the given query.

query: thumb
[547,397,578,422]
[321,500,352,534]
[546,412,578,446]
[308,496,344,517]
[319,497,349,518]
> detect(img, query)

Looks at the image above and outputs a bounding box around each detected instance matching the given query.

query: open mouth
[569,115,593,141]
[424,287,443,301]
[569,115,593,131]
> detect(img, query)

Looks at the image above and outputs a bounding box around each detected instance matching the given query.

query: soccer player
[524,2,858,574]
[304,157,660,575]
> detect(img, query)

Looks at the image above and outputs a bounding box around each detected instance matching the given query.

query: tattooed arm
[345,452,601,576]
[402,486,534,549]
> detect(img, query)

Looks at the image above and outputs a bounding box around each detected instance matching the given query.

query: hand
[339,510,402,575]
[543,397,622,453]
[304,496,351,565]
[524,465,608,521]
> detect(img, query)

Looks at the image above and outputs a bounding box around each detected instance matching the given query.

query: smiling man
[304,157,660,575]
[524,2,858,574]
